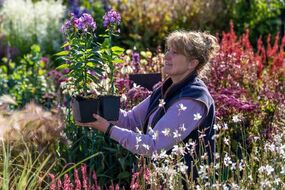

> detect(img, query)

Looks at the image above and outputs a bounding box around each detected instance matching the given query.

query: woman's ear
[188,59,199,70]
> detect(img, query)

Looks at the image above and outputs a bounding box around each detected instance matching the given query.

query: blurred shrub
[226,0,285,45]
[0,0,66,55]
[0,45,57,108]
[110,0,228,49]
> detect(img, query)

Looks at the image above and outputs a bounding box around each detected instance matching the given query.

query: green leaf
[62,42,70,48]
[111,46,125,54]
[98,34,109,38]
[103,147,117,152]
[86,62,95,67]
[117,171,130,179]
[112,59,124,63]
[56,64,69,70]
[31,44,41,53]
[55,51,69,56]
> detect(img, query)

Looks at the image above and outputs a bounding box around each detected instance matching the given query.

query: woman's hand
[75,114,110,134]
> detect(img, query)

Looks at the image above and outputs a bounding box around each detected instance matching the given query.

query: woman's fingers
[75,121,95,127]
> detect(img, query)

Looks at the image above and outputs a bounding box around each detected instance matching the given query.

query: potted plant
[97,10,124,121]
[56,11,123,122]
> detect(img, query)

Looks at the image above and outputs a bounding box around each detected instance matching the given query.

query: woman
[76,30,219,177]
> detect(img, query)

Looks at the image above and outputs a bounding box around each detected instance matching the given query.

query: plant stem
[83,34,88,96]
[109,29,114,95]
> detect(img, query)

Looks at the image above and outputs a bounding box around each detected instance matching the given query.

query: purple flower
[103,10,121,28]
[132,52,140,64]
[61,20,72,33]
[61,13,96,34]
[75,13,97,32]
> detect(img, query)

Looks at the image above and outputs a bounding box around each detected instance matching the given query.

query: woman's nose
[165,51,172,60]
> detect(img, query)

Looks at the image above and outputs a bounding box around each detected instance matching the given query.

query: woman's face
[163,47,197,82]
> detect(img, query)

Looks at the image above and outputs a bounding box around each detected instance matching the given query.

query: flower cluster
[103,9,121,28]
[61,13,97,34]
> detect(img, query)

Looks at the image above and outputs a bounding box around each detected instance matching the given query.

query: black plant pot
[72,95,120,122]
[71,96,99,123]
[129,73,162,91]
[99,95,120,121]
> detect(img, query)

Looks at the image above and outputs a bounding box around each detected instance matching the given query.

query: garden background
[0,0,285,189]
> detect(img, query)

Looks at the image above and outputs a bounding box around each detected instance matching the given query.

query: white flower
[151,151,159,161]
[223,123,229,130]
[173,130,181,139]
[214,153,220,159]
[274,178,281,185]
[136,127,142,134]
[172,145,185,155]
[159,99,166,107]
[201,152,208,160]
[224,154,232,166]
[223,184,229,190]
[212,184,221,188]
[178,162,188,174]
[199,133,206,139]
[194,113,202,121]
[211,134,219,140]
[121,94,127,102]
[231,162,236,170]
[152,131,158,140]
[148,125,154,133]
[248,174,253,181]
[179,124,186,132]
[136,136,142,143]
[232,115,241,123]
[260,179,271,188]
[224,137,230,145]
[122,111,128,117]
[214,163,220,169]
[198,165,208,180]
[231,183,239,189]
[213,124,221,131]
[178,103,187,112]
[159,150,168,159]
[265,165,274,175]
[142,144,150,150]
[162,128,171,136]
[135,144,139,150]
[239,159,245,171]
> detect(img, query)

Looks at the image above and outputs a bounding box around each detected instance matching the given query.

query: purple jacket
[109,96,206,157]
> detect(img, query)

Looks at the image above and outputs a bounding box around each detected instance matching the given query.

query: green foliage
[0,141,59,190]
[224,0,284,44]
[56,32,103,97]
[57,107,136,187]
[98,29,125,95]
[0,45,56,108]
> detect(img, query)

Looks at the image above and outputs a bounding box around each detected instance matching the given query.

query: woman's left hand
[75,114,110,133]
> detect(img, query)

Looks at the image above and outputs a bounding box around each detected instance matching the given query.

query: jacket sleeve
[109,98,207,157]
[114,96,150,132]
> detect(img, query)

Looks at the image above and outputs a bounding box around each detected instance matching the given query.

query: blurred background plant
[0,96,64,189]
[0,44,57,108]
[227,0,285,45]
[0,0,66,56]
[109,0,229,49]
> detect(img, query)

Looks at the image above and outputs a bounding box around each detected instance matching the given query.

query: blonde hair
[166,30,220,78]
